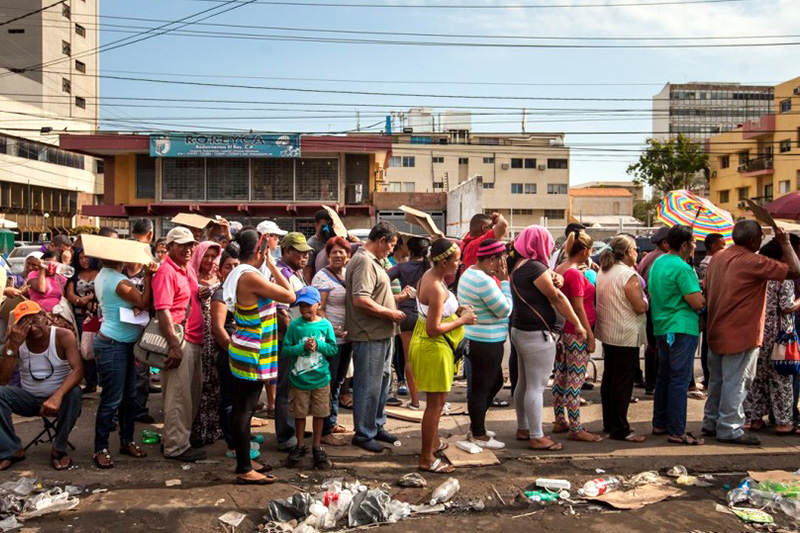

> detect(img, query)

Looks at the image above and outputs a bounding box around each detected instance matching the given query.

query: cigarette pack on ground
[171,213,213,230]
[81,234,154,264]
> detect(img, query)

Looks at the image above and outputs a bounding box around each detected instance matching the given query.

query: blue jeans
[702,347,758,440]
[653,333,697,436]
[351,339,392,443]
[0,385,81,458]
[323,343,352,436]
[94,336,137,452]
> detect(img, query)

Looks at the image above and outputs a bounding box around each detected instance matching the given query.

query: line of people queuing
[1,209,798,481]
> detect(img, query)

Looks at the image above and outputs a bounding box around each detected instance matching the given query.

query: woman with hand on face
[66,249,100,393]
[411,239,476,473]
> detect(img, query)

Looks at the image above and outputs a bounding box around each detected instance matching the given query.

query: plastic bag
[348,489,391,527]
[266,493,314,523]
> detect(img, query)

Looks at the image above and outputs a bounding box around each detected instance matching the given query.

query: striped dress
[228,297,278,381]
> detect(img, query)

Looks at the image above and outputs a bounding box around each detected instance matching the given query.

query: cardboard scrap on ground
[443,439,500,467]
[172,213,213,230]
[320,205,348,238]
[398,205,445,239]
[81,234,154,264]
[748,470,800,483]
[588,485,685,510]
[385,405,424,423]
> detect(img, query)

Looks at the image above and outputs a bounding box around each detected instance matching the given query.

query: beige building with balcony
[383,131,570,227]
[708,76,800,219]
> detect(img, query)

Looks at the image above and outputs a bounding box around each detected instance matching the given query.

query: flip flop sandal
[530,441,563,451]
[51,451,72,471]
[236,474,277,485]
[667,432,703,445]
[1,454,25,471]
[330,424,348,434]
[120,443,147,458]
[775,428,797,436]
[93,449,114,469]
[624,433,646,443]
[418,458,454,474]
[435,441,449,453]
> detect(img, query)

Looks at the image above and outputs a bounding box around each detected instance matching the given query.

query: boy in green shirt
[282,286,338,469]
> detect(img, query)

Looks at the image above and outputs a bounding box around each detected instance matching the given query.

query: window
[720,155,730,169]
[482,157,494,164]
[75,24,85,37]
[61,78,71,93]
[780,180,791,194]
[74,60,86,73]
[512,209,533,215]
[433,182,444,189]
[510,158,523,169]
[547,183,568,195]
[162,158,205,200]
[458,158,468,165]
[780,139,792,153]
[780,99,792,113]
[252,159,293,201]
[96,159,104,174]
[74,96,85,108]
[0,136,6,155]
[387,182,415,193]
[207,158,249,200]
[62,40,71,56]
[482,182,494,189]
[544,209,565,219]
[432,156,444,164]
[476,137,499,145]
[7,29,24,34]
[510,183,523,194]
[296,158,338,201]
[135,155,156,199]
[738,150,749,164]
[547,158,568,169]
[524,183,536,194]
[524,158,537,169]
[764,184,773,201]
[718,190,730,203]
[403,156,415,167]
[737,187,749,201]
[389,156,414,167]
[62,4,70,18]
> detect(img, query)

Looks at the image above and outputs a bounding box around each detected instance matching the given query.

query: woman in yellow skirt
[410,238,476,473]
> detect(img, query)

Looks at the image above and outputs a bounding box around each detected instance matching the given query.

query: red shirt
[460,229,496,269]
[152,255,204,345]
[561,267,597,334]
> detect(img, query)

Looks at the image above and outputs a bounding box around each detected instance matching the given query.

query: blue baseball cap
[293,286,321,306]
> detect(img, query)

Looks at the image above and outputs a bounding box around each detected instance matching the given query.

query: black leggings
[601,343,638,440]
[231,377,264,474]
[466,340,505,437]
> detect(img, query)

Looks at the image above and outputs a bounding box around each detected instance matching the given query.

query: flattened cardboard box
[171,213,213,230]
[81,234,154,264]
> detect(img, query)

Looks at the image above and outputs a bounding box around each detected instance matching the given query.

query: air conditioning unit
[537,164,546,171]
[501,163,510,170]
[794,87,800,95]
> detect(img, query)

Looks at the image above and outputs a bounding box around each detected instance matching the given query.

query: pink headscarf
[514,225,555,264]
[190,241,221,279]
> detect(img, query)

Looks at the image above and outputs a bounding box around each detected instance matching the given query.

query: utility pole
[356,111,360,132]
[522,108,527,133]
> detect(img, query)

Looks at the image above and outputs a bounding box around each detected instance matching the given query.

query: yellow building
[709,76,800,219]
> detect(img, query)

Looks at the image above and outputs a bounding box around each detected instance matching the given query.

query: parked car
[7,245,42,275]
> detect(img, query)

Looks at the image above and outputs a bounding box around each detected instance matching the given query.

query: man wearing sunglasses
[0,301,83,471]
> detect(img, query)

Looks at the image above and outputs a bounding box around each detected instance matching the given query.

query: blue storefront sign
[150,133,301,158]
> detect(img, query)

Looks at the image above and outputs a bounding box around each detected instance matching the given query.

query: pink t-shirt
[26,271,66,312]
[561,267,596,334]
[152,256,203,345]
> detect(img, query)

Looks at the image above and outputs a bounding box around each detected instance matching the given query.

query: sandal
[551,422,569,434]
[51,450,72,471]
[93,449,114,469]
[516,430,531,441]
[0,451,25,471]
[667,432,703,446]
[339,394,353,409]
[568,430,603,442]
[624,432,646,443]
[529,438,563,451]
[418,458,455,474]
[320,434,347,447]
[435,441,449,453]
[120,442,147,458]
[330,424,348,434]
[236,473,277,485]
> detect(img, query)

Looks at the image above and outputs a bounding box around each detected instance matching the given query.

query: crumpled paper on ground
[586,485,685,510]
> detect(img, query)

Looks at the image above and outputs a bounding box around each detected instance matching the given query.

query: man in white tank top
[0,301,83,471]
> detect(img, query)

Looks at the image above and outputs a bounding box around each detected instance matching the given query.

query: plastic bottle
[45,261,75,278]
[726,478,753,505]
[778,497,800,520]
[430,477,460,505]
[141,429,161,445]
[578,477,620,497]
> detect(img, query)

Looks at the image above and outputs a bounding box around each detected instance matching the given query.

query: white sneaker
[470,436,506,450]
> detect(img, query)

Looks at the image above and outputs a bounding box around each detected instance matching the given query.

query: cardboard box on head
[745,198,779,233]
[320,205,348,238]
[398,205,445,239]
[81,234,154,265]
[171,213,213,231]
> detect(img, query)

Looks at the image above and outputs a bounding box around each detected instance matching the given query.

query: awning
[82,202,372,218]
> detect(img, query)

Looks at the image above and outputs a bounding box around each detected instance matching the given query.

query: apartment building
[571,180,644,203]
[383,130,570,227]
[708,76,800,219]
[653,82,773,143]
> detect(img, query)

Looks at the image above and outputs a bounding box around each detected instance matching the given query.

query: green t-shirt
[282,316,338,390]
[648,253,702,336]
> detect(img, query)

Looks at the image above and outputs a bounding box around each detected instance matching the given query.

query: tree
[627,134,709,194]
[633,198,660,225]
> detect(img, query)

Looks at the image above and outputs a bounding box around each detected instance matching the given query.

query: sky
[85,0,800,185]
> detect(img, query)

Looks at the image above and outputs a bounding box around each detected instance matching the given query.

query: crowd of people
[0,209,798,483]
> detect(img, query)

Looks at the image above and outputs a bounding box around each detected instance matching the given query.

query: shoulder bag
[134,297,192,370]
[510,263,566,361]
[770,288,800,376]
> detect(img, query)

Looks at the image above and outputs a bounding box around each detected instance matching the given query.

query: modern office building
[652,82,773,142]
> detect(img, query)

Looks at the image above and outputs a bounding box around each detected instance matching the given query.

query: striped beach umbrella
[657,189,734,244]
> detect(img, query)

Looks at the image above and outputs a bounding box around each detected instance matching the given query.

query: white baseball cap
[166,226,197,245]
[26,251,43,260]
[257,220,287,236]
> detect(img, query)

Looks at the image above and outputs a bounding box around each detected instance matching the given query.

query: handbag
[510,263,566,360]
[134,298,191,370]
[443,334,469,365]
[770,329,800,375]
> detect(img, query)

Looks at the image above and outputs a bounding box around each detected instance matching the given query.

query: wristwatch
[4,348,15,358]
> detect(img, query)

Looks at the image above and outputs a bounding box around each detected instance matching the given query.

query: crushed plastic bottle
[430,478,460,505]
[141,429,161,445]
[666,465,688,478]
[44,261,75,278]
[727,478,753,506]
[524,490,559,503]
[578,477,620,497]
[778,497,800,520]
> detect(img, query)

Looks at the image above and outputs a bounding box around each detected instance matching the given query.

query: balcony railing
[737,155,773,174]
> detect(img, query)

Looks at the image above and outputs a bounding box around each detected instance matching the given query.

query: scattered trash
[584,485,684,510]
[627,471,664,486]
[535,478,571,491]
[0,516,19,532]
[578,477,620,497]
[524,490,559,503]
[181,465,191,471]
[164,479,181,487]
[730,507,774,524]
[0,478,39,497]
[19,488,79,520]
[64,486,82,497]
[409,503,446,514]
[726,478,753,506]
[430,478,460,505]
[595,468,606,474]
[666,465,688,478]
[397,473,427,488]
[215,499,226,506]
[141,429,161,445]
[491,485,506,506]
[454,441,482,454]
[91,488,108,495]
[349,489,391,527]
[266,493,314,523]
[219,511,247,528]
[0,478,82,526]
[675,475,712,487]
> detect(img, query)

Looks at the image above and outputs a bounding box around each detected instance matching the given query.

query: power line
[182,0,751,9]
[0,0,66,27]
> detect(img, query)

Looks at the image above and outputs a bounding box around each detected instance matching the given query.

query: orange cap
[12,301,42,323]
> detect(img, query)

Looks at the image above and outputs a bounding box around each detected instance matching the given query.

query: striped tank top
[228,297,278,381]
